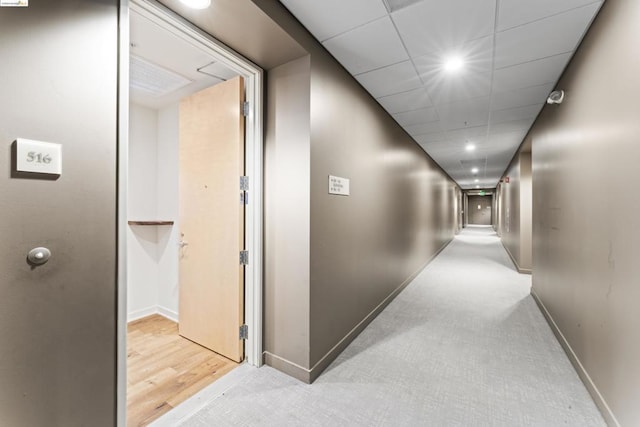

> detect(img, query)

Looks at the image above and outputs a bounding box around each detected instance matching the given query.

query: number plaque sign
[15,138,62,175]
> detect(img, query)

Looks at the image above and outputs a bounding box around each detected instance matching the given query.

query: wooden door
[178,76,245,362]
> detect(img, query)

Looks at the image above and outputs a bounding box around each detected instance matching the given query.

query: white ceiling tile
[355,61,422,98]
[436,97,491,131]
[404,121,443,136]
[495,3,600,69]
[414,132,448,145]
[323,17,408,75]
[446,126,488,141]
[426,71,492,106]
[415,36,494,104]
[414,35,494,77]
[392,107,439,126]
[377,88,432,114]
[489,118,534,135]
[493,53,572,92]
[491,83,554,110]
[391,0,496,57]
[279,0,388,42]
[498,0,601,31]
[491,104,543,124]
[384,0,423,13]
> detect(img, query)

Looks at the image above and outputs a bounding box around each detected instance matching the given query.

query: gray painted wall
[529,0,640,424]
[496,149,532,273]
[0,1,118,425]
[254,0,459,382]
[309,55,458,374]
[264,55,312,374]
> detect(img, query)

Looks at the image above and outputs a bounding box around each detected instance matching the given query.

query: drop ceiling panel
[491,83,554,111]
[489,119,535,135]
[491,104,543,124]
[404,121,444,137]
[376,88,433,114]
[492,53,572,92]
[414,132,448,145]
[391,0,496,57]
[446,126,488,141]
[436,97,491,131]
[498,0,601,31]
[425,71,493,106]
[495,3,601,69]
[278,0,602,189]
[392,107,439,127]
[355,61,422,98]
[279,0,388,42]
[323,17,409,75]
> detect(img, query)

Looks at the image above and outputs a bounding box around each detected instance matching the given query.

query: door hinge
[240,192,249,205]
[239,324,248,340]
[240,176,249,191]
[240,250,249,265]
[242,101,250,117]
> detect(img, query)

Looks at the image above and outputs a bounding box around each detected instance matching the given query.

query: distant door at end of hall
[468,195,492,225]
[178,76,245,363]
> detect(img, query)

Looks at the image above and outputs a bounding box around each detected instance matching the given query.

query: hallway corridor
[156,226,604,426]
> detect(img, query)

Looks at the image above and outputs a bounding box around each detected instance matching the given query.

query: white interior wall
[127,102,180,322]
[128,103,160,320]
[156,104,180,320]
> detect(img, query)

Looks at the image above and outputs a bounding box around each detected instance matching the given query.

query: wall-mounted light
[547,90,565,104]
[179,0,211,9]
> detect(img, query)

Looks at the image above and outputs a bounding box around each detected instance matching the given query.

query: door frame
[117,0,264,424]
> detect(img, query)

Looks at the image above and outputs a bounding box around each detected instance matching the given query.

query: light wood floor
[127,314,239,426]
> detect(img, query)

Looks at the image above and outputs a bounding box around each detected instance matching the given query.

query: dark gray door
[0,2,119,425]
[468,195,492,225]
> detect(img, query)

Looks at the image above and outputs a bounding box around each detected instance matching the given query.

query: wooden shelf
[128,221,174,226]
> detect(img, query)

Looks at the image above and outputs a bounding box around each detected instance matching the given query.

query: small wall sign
[328,175,350,196]
[15,138,62,176]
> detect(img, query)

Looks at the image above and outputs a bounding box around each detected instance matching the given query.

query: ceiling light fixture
[443,56,464,73]
[471,167,479,174]
[179,0,211,9]
[474,179,479,183]
[465,143,476,151]
[475,185,480,189]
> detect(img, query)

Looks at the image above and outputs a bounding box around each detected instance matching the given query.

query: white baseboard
[128,306,157,323]
[128,305,179,323]
[158,306,179,323]
[531,290,619,427]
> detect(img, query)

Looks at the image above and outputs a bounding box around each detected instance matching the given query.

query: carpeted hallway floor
[153,226,605,426]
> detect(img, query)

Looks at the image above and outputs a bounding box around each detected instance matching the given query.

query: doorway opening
[118,0,263,425]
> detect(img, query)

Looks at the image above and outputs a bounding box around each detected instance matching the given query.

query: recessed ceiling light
[475,185,480,188]
[474,179,479,183]
[465,143,476,151]
[179,0,211,9]
[471,167,479,174]
[443,56,464,72]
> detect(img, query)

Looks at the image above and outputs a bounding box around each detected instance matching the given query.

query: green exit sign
[479,191,486,196]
